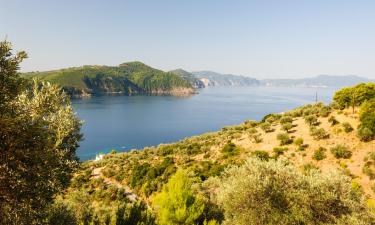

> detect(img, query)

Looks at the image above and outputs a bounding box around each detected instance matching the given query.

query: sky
[1,0,374,79]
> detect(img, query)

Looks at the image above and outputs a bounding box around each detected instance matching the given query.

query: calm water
[73,86,338,160]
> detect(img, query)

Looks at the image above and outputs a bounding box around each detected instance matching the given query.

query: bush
[250,150,270,161]
[207,158,374,225]
[280,116,293,124]
[293,138,304,147]
[282,122,293,133]
[312,147,327,161]
[330,145,352,159]
[342,122,354,133]
[310,127,329,140]
[260,122,272,133]
[273,147,288,157]
[357,126,374,142]
[276,133,293,146]
[221,142,240,158]
[328,116,339,126]
[358,112,375,141]
[362,164,375,179]
[304,115,318,126]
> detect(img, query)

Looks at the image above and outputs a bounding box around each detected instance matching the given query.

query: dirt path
[92,167,138,202]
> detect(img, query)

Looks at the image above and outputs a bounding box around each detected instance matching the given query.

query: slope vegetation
[57,83,375,224]
[23,62,195,97]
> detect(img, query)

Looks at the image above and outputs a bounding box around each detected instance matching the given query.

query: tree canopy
[0,40,82,224]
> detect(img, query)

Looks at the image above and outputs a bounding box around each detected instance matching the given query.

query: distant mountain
[22,62,195,97]
[261,75,373,88]
[169,69,205,88]
[192,71,260,87]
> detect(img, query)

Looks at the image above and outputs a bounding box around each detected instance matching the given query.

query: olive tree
[0,41,82,224]
[206,158,373,225]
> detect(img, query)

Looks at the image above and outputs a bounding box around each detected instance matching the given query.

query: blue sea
[72,86,338,160]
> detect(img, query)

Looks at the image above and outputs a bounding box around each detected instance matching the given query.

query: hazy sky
[1,0,374,79]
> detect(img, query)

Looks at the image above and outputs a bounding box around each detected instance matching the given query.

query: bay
[73,86,338,160]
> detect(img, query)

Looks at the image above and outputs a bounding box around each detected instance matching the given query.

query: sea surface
[72,86,338,160]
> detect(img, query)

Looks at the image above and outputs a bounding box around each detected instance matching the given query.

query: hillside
[23,62,195,97]
[169,69,205,88]
[57,83,375,224]
[192,71,260,87]
[261,75,373,87]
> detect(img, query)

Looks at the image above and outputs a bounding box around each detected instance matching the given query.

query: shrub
[318,106,331,117]
[282,122,293,133]
[312,147,327,161]
[251,150,270,161]
[280,116,293,124]
[221,142,240,158]
[207,158,374,225]
[260,122,272,133]
[363,164,375,179]
[276,133,293,145]
[330,145,352,159]
[342,122,354,133]
[310,127,329,140]
[273,147,288,157]
[304,115,318,126]
[358,112,375,141]
[328,116,339,126]
[293,138,304,147]
[358,126,374,142]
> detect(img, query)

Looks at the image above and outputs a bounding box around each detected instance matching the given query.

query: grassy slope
[22,62,193,93]
[68,104,375,214]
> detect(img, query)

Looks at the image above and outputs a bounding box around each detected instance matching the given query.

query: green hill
[23,62,195,97]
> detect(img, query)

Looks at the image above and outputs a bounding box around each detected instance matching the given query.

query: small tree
[277,133,293,146]
[260,122,272,133]
[342,122,354,133]
[330,145,352,159]
[312,147,327,161]
[328,116,339,126]
[152,170,205,225]
[280,116,293,125]
[304,115,318,126]
[282,122,293,133]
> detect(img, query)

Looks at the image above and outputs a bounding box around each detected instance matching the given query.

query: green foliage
[221,142,240,158]
[280,116,293,124]
[273,147,288,157]
[276,133,293,145]
[342,122,354,133]
[309,126,329,140]
[328,116,339,126]
[152,170,205,225]
[358,111,375,141]
[251,150,270,161]
[260,122,273,132]
[360,98,375,118]
[312,147,327,161]
[23,61,193,96]
[0,41,82,224]
[293,137,304,147]
[115,201,155,225]
[207,158,373,225]
[304,115,318,126]
[330,144,352,159]
[281,122,293,133]
[333,83,375,111]
[45,200,78,225]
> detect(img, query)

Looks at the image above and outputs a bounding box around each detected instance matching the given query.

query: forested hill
[22,62,195,97]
